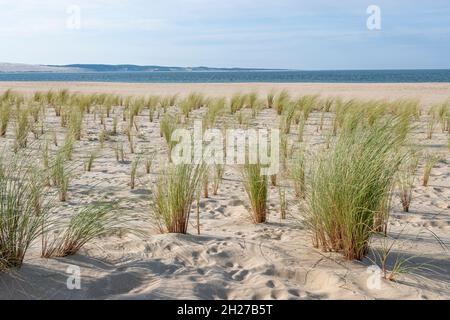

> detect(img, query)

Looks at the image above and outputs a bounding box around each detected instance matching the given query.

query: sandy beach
[0,82,449,300]
[2,82,450,106]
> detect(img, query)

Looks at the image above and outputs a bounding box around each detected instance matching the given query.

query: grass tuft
[42,202,121,257]
[422,152,440,187]
[305,117,407,260]
[150,164,205,234]
[0,151,50,269]
[241,163,268,223]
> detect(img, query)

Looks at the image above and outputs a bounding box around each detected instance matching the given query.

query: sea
[0,69,449,83]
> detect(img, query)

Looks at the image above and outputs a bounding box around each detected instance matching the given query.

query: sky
[0,0,449,70]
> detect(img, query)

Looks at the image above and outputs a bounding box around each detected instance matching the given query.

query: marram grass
[422,152,440,187]
[150,164,205,234]
[241,162,268,224]
[275,90,290,115]
[0,102,11,137]
[0,150,51,269]
[42,202,121,258]
[305,117,407,260]
[397,152,419,212]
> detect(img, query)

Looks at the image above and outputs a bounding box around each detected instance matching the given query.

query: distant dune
[0,63,81,73]
[0,62,281,73]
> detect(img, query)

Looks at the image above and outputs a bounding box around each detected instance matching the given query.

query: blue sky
[0,0,449,69]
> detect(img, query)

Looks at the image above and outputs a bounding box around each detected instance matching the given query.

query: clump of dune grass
[426,113,436,140]
[68,108,83,140]
[112,116,118,135]
[290,148,306,199]
[160,113,176,138]
[297,95,319,121]
[160,94,178,113]
[181,92,205,118]
[14,107,30,150]
[30,103,43,124]
[0,102,11,137]
[431,100,449,132]
[230,93,245,114]
[147,96,160,122]
[245,92,260,117]
[160,114,179,158]
[241,163,268,223]
[397,153,419,212]
[235,110,250,127]
[59,107,68,127]
[212,163,225,195]
[60,134,74,161]
[245,92,258,108]
[202,167,210,198]
[305,117,407,260]
[130,155,141,190]
[331,98,357,135]
[51,150,71,202]
[85,150,98,172]
[128,131,135,154]
[203,97,225,128]
[389,99,421,121]
[321,97,335,112]
[281,102,297,134]
[150,164,205,234]
[267,91,275,109]
[275,90,290,115]
[422,152,440,187]
[42,202,121,258]
[129,98,144,123]
[0,151,50,269]
[250,101,263,119]
[99,129,108,148]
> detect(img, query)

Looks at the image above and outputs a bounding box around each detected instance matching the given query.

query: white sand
[1,82,450,106]
[0,83,449,300]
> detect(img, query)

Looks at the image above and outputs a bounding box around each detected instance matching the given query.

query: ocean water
[0,69,449,83]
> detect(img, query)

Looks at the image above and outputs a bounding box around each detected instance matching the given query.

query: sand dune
[0,83,449,300]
